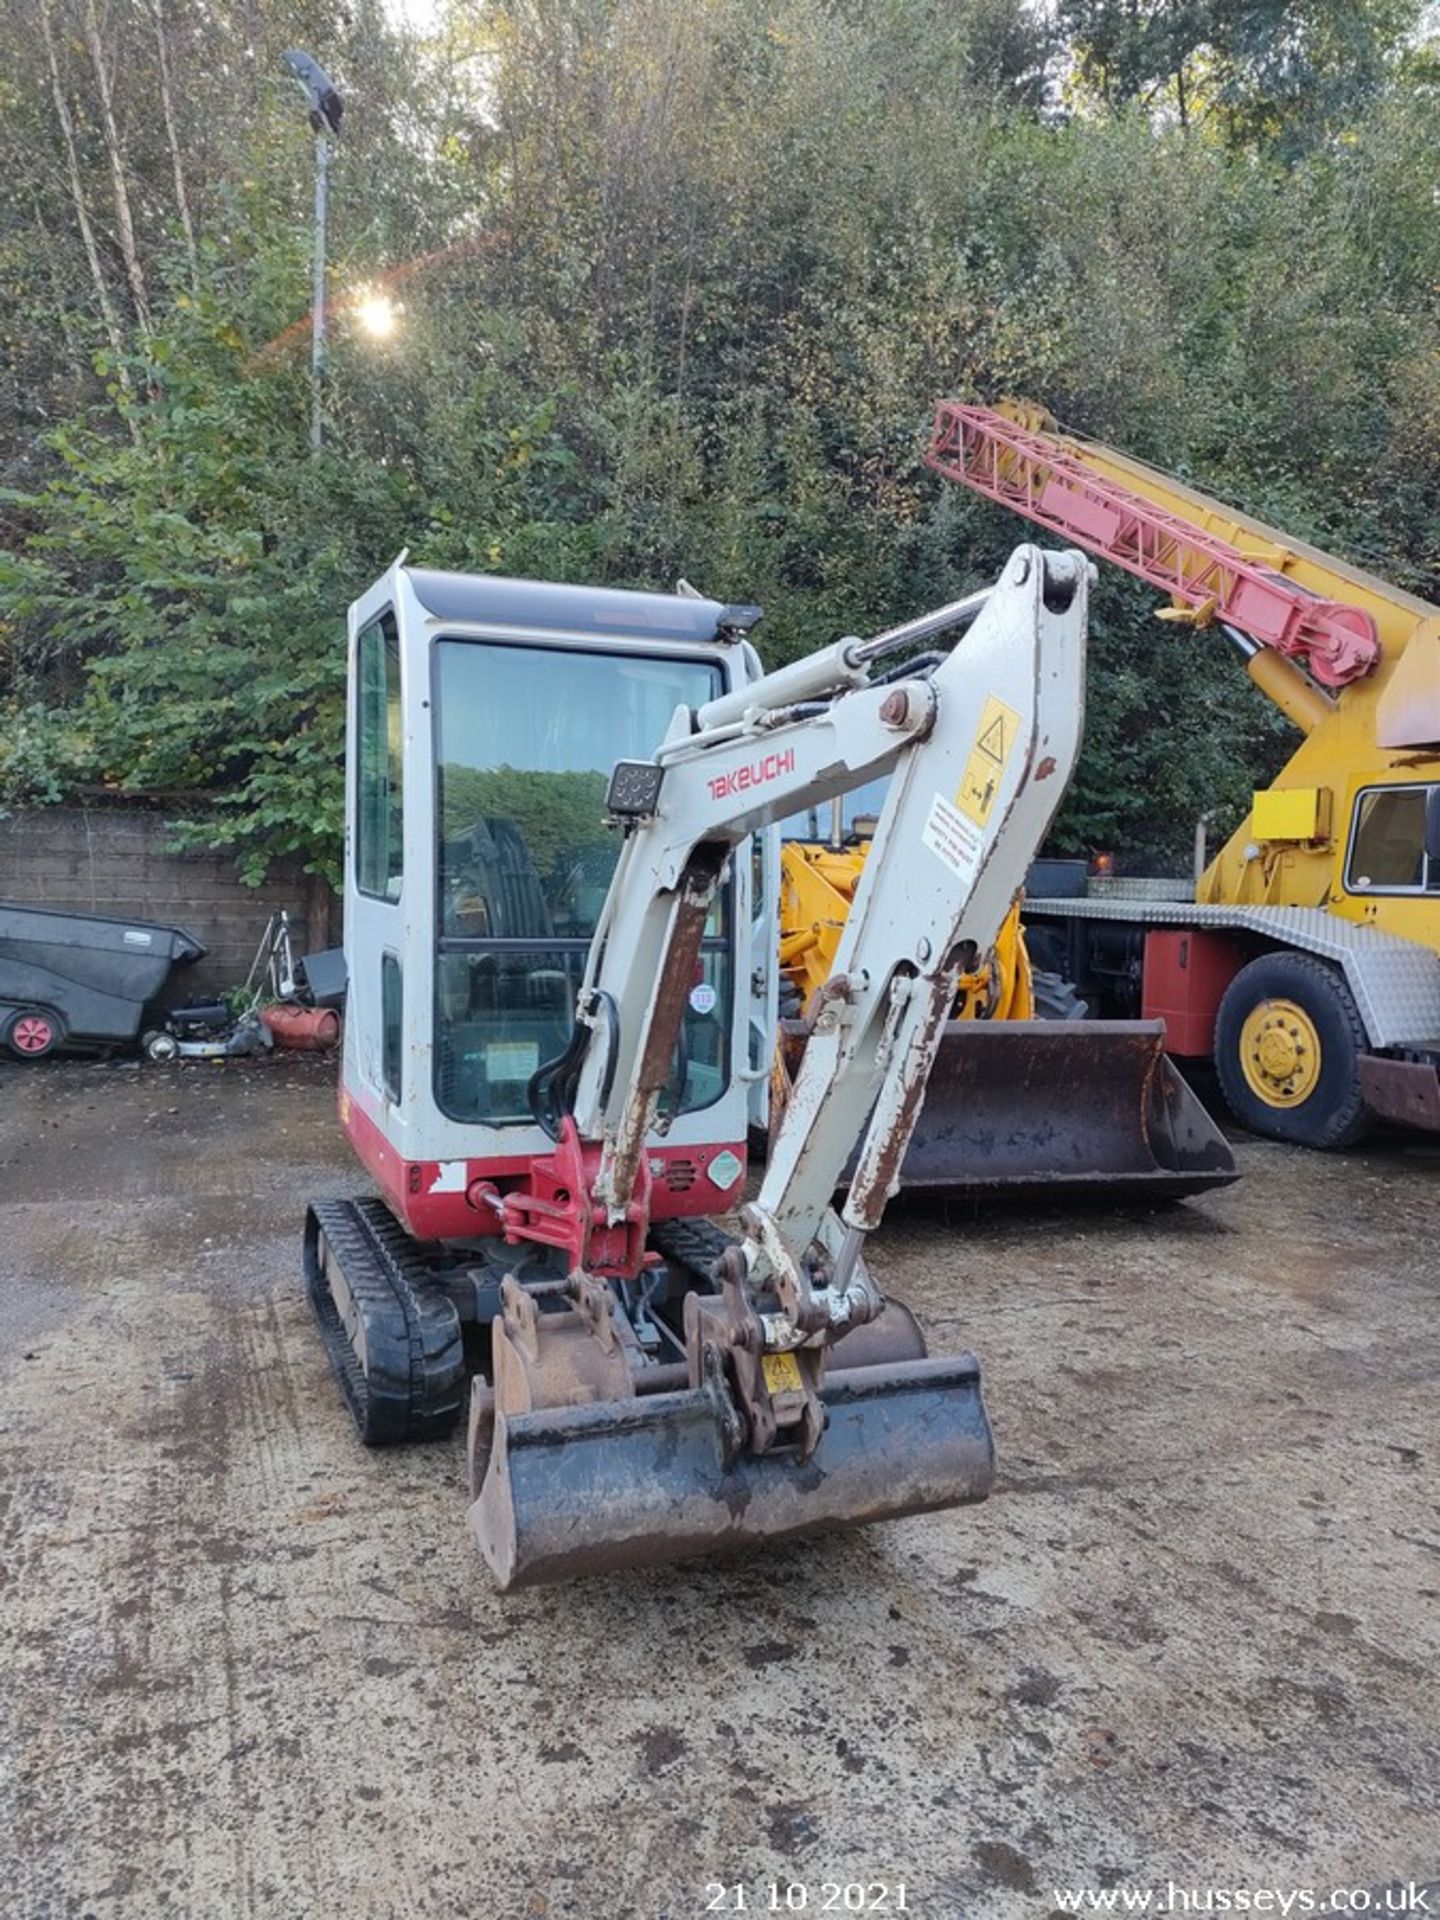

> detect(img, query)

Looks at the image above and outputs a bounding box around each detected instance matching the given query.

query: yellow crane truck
[927,399,1440,1148]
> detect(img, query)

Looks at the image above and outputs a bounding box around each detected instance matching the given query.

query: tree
[1059,0,1422,145]
[2,0,1438,878]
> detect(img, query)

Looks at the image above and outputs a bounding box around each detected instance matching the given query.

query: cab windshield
[433,637,729,1125]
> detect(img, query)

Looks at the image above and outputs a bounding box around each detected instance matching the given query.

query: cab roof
[405,566,760,643]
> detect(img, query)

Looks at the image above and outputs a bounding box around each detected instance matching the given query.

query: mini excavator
[307,545,1092,1588]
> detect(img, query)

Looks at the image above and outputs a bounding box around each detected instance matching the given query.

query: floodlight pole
[283,50,342,456]
[311,133,331,454]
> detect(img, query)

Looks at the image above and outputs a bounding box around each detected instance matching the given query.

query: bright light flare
[353,291,399,340]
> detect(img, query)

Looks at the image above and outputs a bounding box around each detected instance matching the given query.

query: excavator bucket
[469,1351,994,1591]
[778,1017,1237,1202]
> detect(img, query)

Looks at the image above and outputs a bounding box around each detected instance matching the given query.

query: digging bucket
[469,1353,994,1591]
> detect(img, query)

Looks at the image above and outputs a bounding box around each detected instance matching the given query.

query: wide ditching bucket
[778,1017,1237,1203]
[469,1350,994,1591]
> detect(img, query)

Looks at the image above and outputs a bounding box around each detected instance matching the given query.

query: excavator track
[304,1197,465,1445]
[648,1216,736,1290]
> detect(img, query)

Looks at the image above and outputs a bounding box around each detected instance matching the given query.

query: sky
[384,0,439,30]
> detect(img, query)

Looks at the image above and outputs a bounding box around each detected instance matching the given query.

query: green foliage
[1060,0,1421,145]
[2,0,1439,880]
[440,766,610,875]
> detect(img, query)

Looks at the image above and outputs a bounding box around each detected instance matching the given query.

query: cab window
[381,954,403,1103]
[1345,785,1436,893]
[356,611,403,901]
[432,637,731,1126]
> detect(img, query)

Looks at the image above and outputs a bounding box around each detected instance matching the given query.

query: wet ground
[2,1056,1437,1920]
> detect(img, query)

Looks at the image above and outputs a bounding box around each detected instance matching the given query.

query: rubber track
[648,1216,737,1292]
[304,1197,465,1446]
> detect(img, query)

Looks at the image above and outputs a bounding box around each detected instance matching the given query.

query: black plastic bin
[0,901,206,1058]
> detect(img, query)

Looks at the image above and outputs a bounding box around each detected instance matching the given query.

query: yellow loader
[772,831,1237,1200]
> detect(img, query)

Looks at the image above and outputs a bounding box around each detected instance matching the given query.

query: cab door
[346,606,405,1111]
[1340,779,1440,953]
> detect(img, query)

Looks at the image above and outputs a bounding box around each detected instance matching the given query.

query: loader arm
[569,545,1089,1337]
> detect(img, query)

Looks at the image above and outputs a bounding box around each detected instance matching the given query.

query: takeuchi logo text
[708,748,796,801]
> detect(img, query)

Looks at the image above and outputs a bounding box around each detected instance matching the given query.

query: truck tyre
[1214,952,1371,1149]
[4,1006,61,1060]
[1031,969,1090,1021]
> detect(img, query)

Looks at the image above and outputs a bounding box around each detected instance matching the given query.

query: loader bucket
[886,1018,1237,1201]
[775,1016,1235,1202]
[469,1353,994,1591]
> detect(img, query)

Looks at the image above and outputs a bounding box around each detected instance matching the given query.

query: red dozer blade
[779,1017,1237,1203]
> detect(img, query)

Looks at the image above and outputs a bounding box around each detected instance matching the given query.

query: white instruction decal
[923,790,983,882]
[486,1040,540,1080]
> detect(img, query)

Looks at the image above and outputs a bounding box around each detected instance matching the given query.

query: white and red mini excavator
[305,544,1091,1588]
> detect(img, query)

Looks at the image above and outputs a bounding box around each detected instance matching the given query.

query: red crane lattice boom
[924,401,1380,689]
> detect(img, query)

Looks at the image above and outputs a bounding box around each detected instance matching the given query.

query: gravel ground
[2,1056,1437,1920]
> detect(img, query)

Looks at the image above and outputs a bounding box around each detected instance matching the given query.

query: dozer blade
[888,1018,1237,1200]
[470,1354,994,1591]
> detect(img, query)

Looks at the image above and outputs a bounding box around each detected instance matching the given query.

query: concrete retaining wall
[0,807,340,1004]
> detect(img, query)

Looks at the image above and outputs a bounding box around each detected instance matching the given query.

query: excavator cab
[335,565,762,1237]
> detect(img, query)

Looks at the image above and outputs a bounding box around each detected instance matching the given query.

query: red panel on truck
[1142,929,1246,1056]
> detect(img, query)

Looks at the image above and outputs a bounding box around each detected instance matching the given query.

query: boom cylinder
[1219,624,1334,736]
[694,587,993,732]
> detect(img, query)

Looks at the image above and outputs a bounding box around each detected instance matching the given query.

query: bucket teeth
[469,1354,995,1591]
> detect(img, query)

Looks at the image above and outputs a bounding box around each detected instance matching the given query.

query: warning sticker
[923,789,984,882]
[762,1350,804,1396]
[956,693,1022,828]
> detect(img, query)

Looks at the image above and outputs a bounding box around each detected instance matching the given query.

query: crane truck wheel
[1214,952,1372,1149]
[1030,969,1090,1021]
